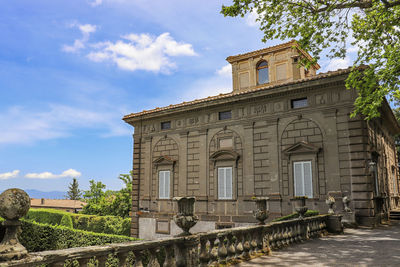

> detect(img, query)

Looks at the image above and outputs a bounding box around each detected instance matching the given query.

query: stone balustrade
[1,215,330,267]
[1,189,334,267]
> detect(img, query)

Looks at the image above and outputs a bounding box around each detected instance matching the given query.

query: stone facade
[123,41,400,239]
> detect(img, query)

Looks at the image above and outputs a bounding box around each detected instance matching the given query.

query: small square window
[291,98,308,109]
[219,111,232,120]
[161,121,171,130]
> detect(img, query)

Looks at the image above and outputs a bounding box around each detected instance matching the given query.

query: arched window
[257,61,269,85]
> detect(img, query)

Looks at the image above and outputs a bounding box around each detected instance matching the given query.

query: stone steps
[390,210,400,220]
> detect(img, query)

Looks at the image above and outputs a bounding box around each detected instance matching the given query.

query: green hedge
[272,210,319,222]
[19,219,137,252]
[25,209,131,236]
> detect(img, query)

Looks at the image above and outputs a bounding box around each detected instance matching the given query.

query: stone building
[123,41,400,239]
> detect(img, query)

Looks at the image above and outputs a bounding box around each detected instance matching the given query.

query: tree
[81,173,132,218]
[221,0,400,119]
[66,177,81,200]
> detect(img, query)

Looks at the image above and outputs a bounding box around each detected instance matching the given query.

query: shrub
[273,210,319,222]
[18,220,137,252]
[60,214,73,228]
[24,209,131,236]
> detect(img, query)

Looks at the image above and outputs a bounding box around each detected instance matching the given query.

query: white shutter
[294,162,304,196]
[159,171,165,199]
[303,162,313,198]
[159,171,170,199]
[225,167,233,199]
[218,168,226,199]
[164,171,170,198]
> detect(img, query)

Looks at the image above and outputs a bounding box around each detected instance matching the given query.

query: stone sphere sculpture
[0,188,30,221]
[0,188,31,261]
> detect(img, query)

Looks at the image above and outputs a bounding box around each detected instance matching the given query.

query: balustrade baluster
[133,250,144,267]
[269,228,276,250]
[242,232,251,260]
[97,255,108,267]
[234,232,244,259]
[288,225,294,244]
[217,233,228,264]
[147,248,160,267]
[117,252,129,267]
[199,238,210,267]
[283,227,289,246]
[250,230,258,254]
[78,257,91,267]
[226,233,236,261]
[163,244,175,267]
[208,237,218,265]
[276,227,283,249]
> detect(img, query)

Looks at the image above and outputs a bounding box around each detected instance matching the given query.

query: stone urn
[252,197,269,225]
[0,188,31,261]
[291,196,308,219]
[342,196,351,212]
[326,196,335,215]
[173,197,198,236]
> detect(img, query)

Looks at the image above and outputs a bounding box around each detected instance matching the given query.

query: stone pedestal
[342,212,357,228]
[327,215,343,234]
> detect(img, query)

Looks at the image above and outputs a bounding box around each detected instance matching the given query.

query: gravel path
[236,222,400,267]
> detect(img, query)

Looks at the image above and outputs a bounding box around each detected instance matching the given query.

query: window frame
[217,166,233,200]
[158,170,171,199]
[293,161,313,198]
[256,60,269,85]
[218,111,232,120]
[291,97,308,109]
[161,121,171,130]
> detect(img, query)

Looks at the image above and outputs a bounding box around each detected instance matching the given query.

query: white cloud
[179,64,233,101]
[0,104,131,145]
[87,32,196,73]
[0,170,20,180]
[90,0,102,7]
[216,64,232,77]
[324,57,351,72]
[25,169,81,179]
[62,23,97,53]
[245,10,260,27]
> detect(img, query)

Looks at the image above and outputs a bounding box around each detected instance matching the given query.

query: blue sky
[0,0,356,193]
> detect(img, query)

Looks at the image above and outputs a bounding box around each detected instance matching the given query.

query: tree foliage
[221,0,400,119]
[81,173,132,218]
[66,177,81,200]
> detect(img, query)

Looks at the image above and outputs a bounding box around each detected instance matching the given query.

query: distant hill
[25,189,66,199]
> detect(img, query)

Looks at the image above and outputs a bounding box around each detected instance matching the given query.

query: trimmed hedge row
[0,217,137,252]
[272,210,319,222]
[24,209,131,236]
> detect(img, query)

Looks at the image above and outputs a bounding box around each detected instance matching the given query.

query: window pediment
[153,155,176,166]
[210,150,240,161]
[283,141,320,155]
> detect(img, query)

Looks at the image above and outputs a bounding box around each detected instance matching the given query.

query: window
[161,121,171,130]
[257,61,269,85]
[293,161,313,198]
[159,170,170,199]
[218,167,233,199]
[219,111,232,120]
[291,98,308,109]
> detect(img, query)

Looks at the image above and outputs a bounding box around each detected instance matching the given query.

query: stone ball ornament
[0,188,31,221]
[0,188,30,261]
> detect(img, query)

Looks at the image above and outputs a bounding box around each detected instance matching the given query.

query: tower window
[219,111,232,120]
[291,98,308,109]
[257,61,269,85]
[161,121,171,130]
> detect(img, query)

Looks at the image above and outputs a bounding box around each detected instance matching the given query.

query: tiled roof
[31,198,87,209]
[123,67,355,121]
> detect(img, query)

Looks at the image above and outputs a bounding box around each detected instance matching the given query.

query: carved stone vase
[252,197,269,225]
[326,196,335,215]
[291,196,308,219]
[342,196,351,212]
[0,188,31,261]
[173,197,198,236]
